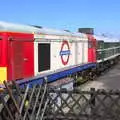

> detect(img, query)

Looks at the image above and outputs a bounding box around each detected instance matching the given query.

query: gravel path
[79,63,120,90]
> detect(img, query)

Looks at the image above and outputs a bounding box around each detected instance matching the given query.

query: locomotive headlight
[0,67,7,84]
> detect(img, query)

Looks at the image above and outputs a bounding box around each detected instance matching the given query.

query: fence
[0,80,120,120]
[45,88,120,120]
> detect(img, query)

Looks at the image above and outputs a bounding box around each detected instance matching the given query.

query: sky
[0,0,120,36]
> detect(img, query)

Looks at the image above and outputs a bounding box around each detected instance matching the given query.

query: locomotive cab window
[38,43,50,72]
[88,41,93,48]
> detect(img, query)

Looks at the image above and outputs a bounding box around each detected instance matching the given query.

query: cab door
[8,33,34,81]
[9,40,24,80]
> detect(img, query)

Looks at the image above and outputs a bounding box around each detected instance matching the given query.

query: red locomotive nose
[87,34,96,63]
[0,31,34,82]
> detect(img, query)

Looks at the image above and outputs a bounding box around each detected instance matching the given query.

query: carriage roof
[94,35,120,42]
[0,21,86,38]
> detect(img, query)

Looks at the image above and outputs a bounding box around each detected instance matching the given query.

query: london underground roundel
[60,40,71,65]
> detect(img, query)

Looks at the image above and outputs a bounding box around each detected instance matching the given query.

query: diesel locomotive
[0,21,120,87]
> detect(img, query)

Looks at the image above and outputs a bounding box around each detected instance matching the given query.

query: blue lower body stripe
[17,63,96,88]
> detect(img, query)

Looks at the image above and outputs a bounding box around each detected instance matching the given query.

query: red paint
[23,41,34,78]
[0,34,3,66]
[0,32,8,67]
[0,32,34,81]
[87,34,96,63]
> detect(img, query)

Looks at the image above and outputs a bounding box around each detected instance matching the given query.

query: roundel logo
[60,40,71,65]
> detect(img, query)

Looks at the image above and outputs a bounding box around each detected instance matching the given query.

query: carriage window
[38,43,50,72]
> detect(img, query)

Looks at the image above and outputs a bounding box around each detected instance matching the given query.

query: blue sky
[0,0,120,36]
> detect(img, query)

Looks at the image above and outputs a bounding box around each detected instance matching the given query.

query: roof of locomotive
[94,35,120,42]
[0,21,39,33]
[0,21,86,38]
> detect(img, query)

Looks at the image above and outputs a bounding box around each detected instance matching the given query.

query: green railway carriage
[96,40,104,60]
[96,36,120,62]
[95,35,120,74]
[104,42,120,57]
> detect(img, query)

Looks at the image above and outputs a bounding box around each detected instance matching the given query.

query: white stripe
[97,53,120,63]
[97,46,120,52]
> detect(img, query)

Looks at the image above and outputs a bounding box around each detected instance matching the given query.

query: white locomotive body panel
[34,33,89,76]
